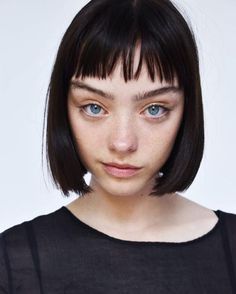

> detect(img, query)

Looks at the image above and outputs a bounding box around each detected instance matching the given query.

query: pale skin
[66,48,218,242]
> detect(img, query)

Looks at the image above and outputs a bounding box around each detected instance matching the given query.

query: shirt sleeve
[0,233,10,294]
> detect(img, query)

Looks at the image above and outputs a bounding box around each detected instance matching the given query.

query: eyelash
[78,103,170,121]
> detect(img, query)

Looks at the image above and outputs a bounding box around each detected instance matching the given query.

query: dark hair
[43,0,204,197]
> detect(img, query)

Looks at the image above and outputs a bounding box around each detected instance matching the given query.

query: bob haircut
[43,0,204,197]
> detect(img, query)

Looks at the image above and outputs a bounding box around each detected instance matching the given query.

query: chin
[95,179,152,198]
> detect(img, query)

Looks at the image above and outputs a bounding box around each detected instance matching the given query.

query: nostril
[108,140,137,153]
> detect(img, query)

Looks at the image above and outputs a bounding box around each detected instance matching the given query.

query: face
[67,54,184,199]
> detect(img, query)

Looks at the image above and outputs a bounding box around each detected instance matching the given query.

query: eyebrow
[70,80,180,101]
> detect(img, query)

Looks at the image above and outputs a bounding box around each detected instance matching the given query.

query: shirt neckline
[61,206,222,247]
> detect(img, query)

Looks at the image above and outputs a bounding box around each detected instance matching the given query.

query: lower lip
[103,164,141,178]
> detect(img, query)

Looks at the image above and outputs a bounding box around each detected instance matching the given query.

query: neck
[72,177,179,232]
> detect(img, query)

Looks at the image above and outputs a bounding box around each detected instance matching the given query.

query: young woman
[1,0,235,293]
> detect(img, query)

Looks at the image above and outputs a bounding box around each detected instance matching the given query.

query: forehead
[72,44,179,94]
[72,61,178,95]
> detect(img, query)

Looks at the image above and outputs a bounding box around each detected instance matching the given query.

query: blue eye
[82,104,103,116]
[144,104,167,118]
[80,103,168,120]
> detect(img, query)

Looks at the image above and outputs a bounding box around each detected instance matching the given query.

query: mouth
[104,162,141,169]
[102,163,142,178]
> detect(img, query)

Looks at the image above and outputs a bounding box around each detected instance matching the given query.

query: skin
[66,48,218,242]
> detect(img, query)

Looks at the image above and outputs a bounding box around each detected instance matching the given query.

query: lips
[104,162,140,169]
[103,163,141,178]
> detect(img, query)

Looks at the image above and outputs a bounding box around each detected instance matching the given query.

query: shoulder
[217,209,236,261]
[0,207,65,292]
[218,209,236,237]
[1,206,64,238]
[219,209,236,229]
[0,206,66,256]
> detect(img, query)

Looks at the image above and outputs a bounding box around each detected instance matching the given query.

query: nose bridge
[108,111,138,152]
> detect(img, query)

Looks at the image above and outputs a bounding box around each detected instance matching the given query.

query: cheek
[139,130,175,168]
[140,115,183,163]
[68,113,106,160]
[142,116,182,146]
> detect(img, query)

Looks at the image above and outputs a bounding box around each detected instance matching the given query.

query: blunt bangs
[73,2,177,84]
[64,0,198,88]
[44,0,204,197]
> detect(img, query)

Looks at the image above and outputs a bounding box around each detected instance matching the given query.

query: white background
[0,0,235,232]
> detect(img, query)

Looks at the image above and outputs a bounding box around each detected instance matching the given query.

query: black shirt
[0,206,236,293]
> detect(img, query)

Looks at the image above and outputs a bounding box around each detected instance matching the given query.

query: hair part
[43,0,204,197]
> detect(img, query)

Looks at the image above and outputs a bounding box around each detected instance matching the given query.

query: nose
[108,115,138,154]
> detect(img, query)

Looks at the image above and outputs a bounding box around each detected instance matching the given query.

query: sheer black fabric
[0,206,236,293]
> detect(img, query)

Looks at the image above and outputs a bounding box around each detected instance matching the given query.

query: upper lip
[104,162,141,169]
